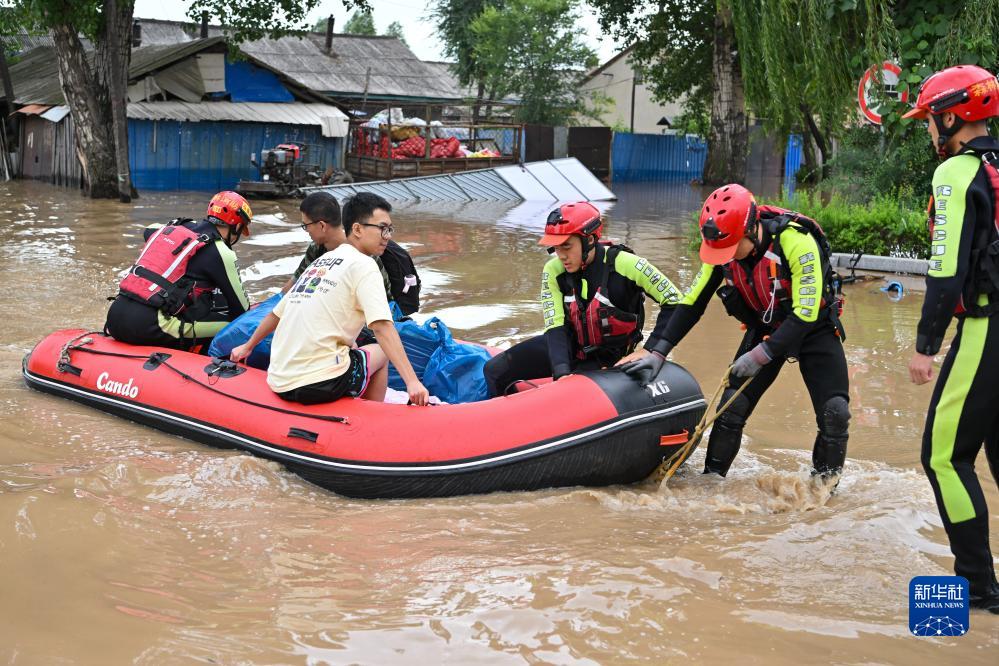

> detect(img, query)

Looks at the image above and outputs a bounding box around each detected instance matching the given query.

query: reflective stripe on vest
[724,252,792,323]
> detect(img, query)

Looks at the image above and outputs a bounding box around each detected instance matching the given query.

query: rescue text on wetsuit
[541,244,681,373]
[917,136,999,355]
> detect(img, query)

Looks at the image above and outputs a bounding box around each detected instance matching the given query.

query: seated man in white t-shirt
[230,192,429,406]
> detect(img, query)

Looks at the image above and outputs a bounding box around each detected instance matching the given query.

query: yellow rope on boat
[652,366,751,485]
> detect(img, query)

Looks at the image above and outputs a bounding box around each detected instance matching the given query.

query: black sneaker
[969,590,999,614]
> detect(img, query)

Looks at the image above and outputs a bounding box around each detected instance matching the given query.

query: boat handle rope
[652,366,750,485]
[55,334,349,425]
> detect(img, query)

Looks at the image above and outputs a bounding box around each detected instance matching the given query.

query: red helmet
[539,202,602,246]
[207,191,253,236]
[902,65,999,121]
[698,184,757,265]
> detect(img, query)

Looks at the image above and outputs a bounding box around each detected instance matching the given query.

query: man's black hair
[342,192,392,235]
[299,192,341,226]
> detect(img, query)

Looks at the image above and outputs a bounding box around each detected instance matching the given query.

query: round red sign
[858,62,909,125]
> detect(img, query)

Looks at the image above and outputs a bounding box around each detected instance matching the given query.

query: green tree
[470,0,599,125]
[826,1,999,202]
[430,0,503,120]
[1,0,136,198]
[383,20,407,46]
[343,9,376,35]
[591,1,713,118]
[729,0,894,180]
[590,1,746,184]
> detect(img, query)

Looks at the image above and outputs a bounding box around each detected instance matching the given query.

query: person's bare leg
[360,343,388,402]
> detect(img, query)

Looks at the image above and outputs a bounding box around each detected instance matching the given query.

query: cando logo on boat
[96,371,139,399]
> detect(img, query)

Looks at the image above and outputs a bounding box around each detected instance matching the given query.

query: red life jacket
[559,245,643,360]
[118,220,212,316]
[722,206,842,329]
[930,151,999,317]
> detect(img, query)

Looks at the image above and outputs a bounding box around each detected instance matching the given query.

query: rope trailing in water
[652,366,751,485]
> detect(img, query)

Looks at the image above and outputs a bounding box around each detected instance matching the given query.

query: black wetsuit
[662,219,850,477]
[917,136,999,606]
[105,220,249,350]
[484,244,680,396]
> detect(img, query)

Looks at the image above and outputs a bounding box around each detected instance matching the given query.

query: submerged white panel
[549,158,616,201]
[310,158,615,203]
[494,165,557,201]
[523,161,588,201]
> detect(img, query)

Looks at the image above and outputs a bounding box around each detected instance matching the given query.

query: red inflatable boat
[23,329,706,498]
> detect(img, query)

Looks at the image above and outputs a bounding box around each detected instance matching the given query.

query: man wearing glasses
[281,192,393,302]
[231,192,429,406]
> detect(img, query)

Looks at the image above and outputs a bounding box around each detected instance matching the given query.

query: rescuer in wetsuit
[904,64,999,614]
[483,201,682,396]
[105,191,252,351]
[640,184,850,480]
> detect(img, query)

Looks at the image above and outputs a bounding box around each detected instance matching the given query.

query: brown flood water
[0,180,996,663]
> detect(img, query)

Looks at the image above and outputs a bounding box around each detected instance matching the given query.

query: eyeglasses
[300,219,321,231]
[358,222,394,238]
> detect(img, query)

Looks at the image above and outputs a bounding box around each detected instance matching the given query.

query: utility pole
[630,71,643,134]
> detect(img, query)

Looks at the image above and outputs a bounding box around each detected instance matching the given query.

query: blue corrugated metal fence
[783,134,804,198]
[611,131,804,192]
[128,119,343,192]
[611,133,707,182]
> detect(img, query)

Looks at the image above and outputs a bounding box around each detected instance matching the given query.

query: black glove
[619,351,666,383]
[731,343,772,378]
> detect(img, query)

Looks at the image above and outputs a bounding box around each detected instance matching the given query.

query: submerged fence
[610,132,804,188]
[611,133,707,182]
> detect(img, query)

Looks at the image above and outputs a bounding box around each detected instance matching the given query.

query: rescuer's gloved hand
[731,343,772,378]
[619,350,666,383]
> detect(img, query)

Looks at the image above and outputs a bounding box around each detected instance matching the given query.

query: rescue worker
[904,65,999,614]
[483,202,682,396]
[105,191,252,350]
[636,184,850,479]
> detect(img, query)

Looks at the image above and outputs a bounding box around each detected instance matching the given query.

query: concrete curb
[831,253,928,276]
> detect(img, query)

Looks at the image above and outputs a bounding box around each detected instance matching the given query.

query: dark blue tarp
[224,57,294,103]
[208,299,492,404]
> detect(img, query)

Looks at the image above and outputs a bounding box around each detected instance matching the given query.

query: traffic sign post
[858,62,909,125]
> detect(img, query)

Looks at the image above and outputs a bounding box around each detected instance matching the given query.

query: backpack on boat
[381,240,421,315]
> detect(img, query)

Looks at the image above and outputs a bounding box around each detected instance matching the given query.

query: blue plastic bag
[207,293,281,370]
[422,335,493,404]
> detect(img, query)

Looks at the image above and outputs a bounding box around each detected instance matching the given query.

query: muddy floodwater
[0,180,996,663]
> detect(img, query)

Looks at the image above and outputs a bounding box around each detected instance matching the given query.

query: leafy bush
[765,190,928,258]
[823,124,934,209]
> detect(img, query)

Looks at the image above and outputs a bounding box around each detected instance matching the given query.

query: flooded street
[1,179,996,663]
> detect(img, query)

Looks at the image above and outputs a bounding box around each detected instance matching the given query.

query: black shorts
[277,349,370,405]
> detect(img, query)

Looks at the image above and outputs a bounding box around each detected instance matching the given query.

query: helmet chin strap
[579,234,597,268]
[932,113,965,158]
[222,225,240,249]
